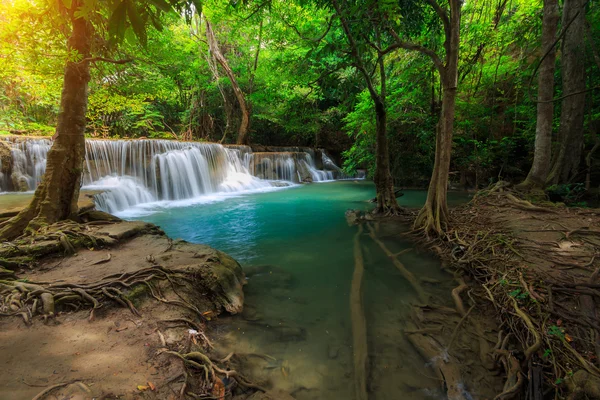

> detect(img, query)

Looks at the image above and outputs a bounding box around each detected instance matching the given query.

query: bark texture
[205,18,250,145]
[547,0,587,184]
[414,0,461,235]
[0,2,91,241]
[518,0,559,190]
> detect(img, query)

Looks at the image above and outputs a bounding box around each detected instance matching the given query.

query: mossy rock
[179,250,245,314]
[0,141,12,174]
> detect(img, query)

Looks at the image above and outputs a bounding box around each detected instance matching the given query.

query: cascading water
[249,151,337,182]
[0,138,347,213]
[0,138,51,192]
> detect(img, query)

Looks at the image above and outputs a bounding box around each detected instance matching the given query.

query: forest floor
[400,184,600,399]
[0,215,296,400]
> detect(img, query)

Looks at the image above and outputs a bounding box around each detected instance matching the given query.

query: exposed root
[31,381,78,400]
[0,265,203,325]
[350,224,368,400]
[406,182,600,398]
[366,223,428,302]
[451,278,468,316]
[406,332,468,400]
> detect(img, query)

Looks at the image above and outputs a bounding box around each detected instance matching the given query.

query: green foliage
[0,0,599,193]
[546,183,587,205]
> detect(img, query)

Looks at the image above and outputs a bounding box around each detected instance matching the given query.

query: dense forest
[2,0,599,195]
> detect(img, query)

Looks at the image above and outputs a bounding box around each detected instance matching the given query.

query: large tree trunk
[0,3,91,241]
[547,0,587,184]
[518,0,559,190]
[205,18,250,145]
[415,0,461,235]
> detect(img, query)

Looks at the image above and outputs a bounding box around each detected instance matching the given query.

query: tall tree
[0,0,91,240]
[547,0,587,184]
[330,0,401,215]
[518,0,560,190]
[0,0,186,241]
[205,17,251,145]
[390,0,462,234]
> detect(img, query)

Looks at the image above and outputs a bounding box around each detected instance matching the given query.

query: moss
[124,284,149,307]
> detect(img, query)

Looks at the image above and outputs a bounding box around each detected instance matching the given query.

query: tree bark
[547,0,587,184]
[205,18,250,145]
[518,0,559,190]
[0,1,91,241]
[414,0,461,235]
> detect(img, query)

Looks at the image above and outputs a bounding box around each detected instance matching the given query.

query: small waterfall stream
[0,138,346,213]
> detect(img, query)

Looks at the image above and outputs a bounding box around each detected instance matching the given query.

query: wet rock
[244,265,294,289]
[242,304,263,321]
[183,249,246,314]
[95,221,154,241]
[11,174,29,192]
[327,344,340,359]
[271,323,307,342]
[79,209,122,223]
[0,141,11,175]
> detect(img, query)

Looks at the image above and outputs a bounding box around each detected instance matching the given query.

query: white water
[0,139,345,213]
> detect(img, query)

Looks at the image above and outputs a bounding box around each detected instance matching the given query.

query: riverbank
[0,211,283,399]
[400,183,600,398]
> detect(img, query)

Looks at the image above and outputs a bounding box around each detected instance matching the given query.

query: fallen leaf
[137,385,149,391]
[212,378,225,400]
[565,334,573,342]
[148,381,156,391]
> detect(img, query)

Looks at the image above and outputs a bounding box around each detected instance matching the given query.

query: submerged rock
[244,265,294,290]
[327,344,340,359]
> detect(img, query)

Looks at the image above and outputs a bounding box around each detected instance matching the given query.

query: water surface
[127,181,462,399]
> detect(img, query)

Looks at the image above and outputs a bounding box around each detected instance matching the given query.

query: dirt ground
[0,221,247,399]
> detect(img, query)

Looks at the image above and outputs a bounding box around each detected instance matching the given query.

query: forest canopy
[0,0,599,192]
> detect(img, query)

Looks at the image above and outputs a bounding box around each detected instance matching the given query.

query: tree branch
[331,0,380,102]
[425,0,450,50]
[80,57,134,64]
[385,28,444,74]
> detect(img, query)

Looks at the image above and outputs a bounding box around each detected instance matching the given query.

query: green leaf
[108,1,128,44]
[126,0,147,47]
[147,0,172,12]
[61,0,72,9]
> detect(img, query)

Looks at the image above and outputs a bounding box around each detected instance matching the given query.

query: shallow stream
[121,181,469,399]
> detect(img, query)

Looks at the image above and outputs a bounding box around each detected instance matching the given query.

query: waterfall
[0,138,348,213]
[249,151,337,182]
[0,138,51,191]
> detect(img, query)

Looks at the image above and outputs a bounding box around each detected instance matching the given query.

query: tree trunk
[205,18,250,145]
[518,0,559,190]
[415,0,461,235]
[547,0,586,184]
[373,99,399,214]
[331,0,400,214]
[0,2,91,241]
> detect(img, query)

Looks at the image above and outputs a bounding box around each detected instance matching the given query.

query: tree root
[31,381,79,400]
[451,278,468,316]
[366,223,428,302]
[0,265,196,324]
[350,224,368,400]
[406,332,468,400]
